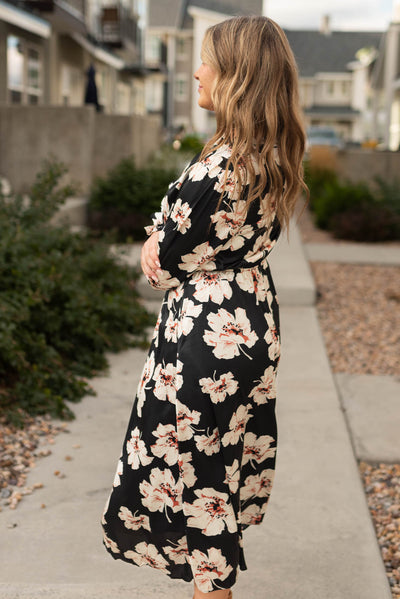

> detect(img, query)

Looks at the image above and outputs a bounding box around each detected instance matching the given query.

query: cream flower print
[144,194,169,235]
[241,504,264,526]
[203,307,258,360]
[113,459,123,487]
[165,313,179,343]
[124,542,170,574]
[170,198,192,233]
[178,298,203,337]
[221,224,254,252]
[178,242,216,273]
[242,432,276,467]
[166,284,184,310]
[248,366,276,404]
[244,233,273,263]
[190,271,234,304]
[126,427,153,470]
[188,150,228,181]
[199,371,238,404]
[213,170,242,201]
[210,200,248,239]
[103,533,120,553]
[139,467,183,522]
[148,267,181,291]
[190,548,233,593]
[224,459,240,494]
[151,423,179,466]
[153,360,183,403]
[195,428,220,456]
[118,507,151,531]
[136,351,155,416]
[222,404,253,447]
[178,452,197,488]
[151,315,160,348]
[176,400,201,441]
[163,537,189,564]
[184,487,237,536]
[236,268,269,304]
[240,469,275,503]
[264,312,280,361]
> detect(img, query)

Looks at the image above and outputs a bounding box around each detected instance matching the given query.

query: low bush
[0,159,154,425]
[304,164,400,241]
[178,134,204,154]
[88,157,178,240]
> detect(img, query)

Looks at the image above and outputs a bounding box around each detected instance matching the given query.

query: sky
[263,0,394,31]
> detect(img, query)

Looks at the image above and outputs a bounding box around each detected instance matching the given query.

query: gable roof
[148,0,262,29]
[148,0,186,28]
[284,30,383,76]
[188,0,262,16]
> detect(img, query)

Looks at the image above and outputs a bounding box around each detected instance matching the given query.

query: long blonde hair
[200,16,307,230]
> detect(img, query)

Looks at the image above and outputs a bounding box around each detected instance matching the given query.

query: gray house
[145,0,262,135]
[285,19,382,142]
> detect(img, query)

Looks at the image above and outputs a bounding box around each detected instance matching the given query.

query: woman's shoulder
[187,143,233,183]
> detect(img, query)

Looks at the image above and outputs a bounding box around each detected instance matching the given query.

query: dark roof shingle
[284,30,383,76]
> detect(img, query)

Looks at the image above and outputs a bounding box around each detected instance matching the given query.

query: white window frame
[175,73,188,102]
[7,35,43,105]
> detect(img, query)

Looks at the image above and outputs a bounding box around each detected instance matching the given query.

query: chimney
[320,14,331,35]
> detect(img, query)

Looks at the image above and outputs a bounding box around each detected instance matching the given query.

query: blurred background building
[1,0,400,194]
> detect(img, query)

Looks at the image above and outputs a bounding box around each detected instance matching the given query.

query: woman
[101,16,306,598]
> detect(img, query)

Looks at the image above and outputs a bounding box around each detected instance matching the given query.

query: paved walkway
[305,240,400,265]
[0,226,394,599]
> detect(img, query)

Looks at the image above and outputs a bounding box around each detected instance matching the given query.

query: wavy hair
[200,16,308,230]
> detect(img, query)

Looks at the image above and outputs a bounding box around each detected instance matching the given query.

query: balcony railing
[100,4,139,47]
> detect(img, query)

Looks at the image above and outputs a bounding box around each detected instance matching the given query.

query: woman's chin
[198,99,215,111]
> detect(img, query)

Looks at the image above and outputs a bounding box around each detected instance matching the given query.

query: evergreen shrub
[0,159,154,425]
[304,163,400,241]
[88,157,178,240]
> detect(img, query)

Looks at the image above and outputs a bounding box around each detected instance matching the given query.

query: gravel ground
[302,205,400,598]
[310,262,400,376]
[360,463,400,599]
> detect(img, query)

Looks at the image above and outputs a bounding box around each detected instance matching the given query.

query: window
[176,37,187,58]
[7,36,43,105]
[341,81,350,96]
[175,75,188,102]
[326,81,334,95]
[146,35,161,62]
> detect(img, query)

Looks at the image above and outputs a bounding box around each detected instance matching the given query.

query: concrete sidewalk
[0,226,392,599]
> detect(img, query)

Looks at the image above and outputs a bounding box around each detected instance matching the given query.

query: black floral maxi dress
[101,144,281,593]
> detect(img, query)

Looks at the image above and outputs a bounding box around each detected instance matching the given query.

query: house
[146,2,382,143]
[0,0,147,114]
[145,0,262,135]
[285,17,382,143]
[371,1,400,149]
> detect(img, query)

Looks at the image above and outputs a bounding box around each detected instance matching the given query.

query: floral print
[102,144,281,592]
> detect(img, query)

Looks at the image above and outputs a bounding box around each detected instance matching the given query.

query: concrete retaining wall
[309,146,400,185]
[336,149,400,184]
[0,105,162,194]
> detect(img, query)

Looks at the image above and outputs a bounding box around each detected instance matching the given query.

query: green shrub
[312,179,374,229]
[179,134,204,154]
[304,163,400,241]
[0,159,154,425]
[330,203,400,241]
[88,157,177,240]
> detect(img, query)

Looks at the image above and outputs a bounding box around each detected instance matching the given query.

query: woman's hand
[141,231,162,283]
